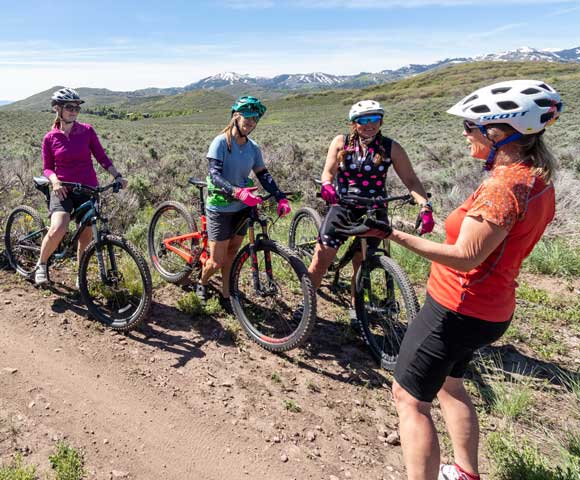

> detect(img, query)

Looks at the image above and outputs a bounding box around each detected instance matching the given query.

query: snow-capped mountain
[182,47,580,92]
[475,46,580,63]
[4,46,580,110]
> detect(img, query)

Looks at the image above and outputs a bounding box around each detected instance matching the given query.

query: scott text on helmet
[480,111,529,122]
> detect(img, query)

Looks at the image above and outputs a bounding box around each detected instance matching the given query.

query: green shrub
[49,442,86,480]
[523,238,580,278]
[0,454,36,480]
[487,431,580,480]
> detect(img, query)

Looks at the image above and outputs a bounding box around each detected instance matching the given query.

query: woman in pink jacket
[35,88,127,286]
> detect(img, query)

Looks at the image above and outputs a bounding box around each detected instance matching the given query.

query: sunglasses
[355,115,383,125]
[463,119,487,135]
[63,104,81,112]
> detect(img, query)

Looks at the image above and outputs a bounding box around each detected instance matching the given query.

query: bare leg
[39,212,70,264]
[350,251,362,305]
[76,225,93,263]
[307,243,338,290]
[220,234,244,298]
[393,380,440,480]
[200,239,229,286]
[437,377,480,476]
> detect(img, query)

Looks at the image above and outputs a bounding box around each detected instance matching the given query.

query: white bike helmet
[447,79,562,134]
[51,87,84,105]
[348,100,384,121]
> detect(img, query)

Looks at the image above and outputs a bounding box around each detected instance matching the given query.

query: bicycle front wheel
[147,201,197,284]
[288,207,321,263]
[230,239,316,352]
[4,205,46,278]
[79,235,153,331]
[355,255,419,370]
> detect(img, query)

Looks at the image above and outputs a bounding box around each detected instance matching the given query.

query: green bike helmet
[231,96,267,119]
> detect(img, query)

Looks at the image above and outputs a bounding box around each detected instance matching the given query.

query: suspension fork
[359,238,372,292]
[92,221,116,284]
[246,222,262,293]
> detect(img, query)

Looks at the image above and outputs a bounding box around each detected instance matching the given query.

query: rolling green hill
[5,61,580,117]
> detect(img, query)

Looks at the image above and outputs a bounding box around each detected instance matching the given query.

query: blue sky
[1,0,579,101]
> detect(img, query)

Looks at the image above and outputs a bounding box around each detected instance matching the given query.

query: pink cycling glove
[277,198,291,217]
[418,209,435,235]
[320,182,338,205]
[234,187,263,207]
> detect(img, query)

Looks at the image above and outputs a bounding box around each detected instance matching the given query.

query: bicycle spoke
[233,243,312,347]
[356,256,418,369]
[147,201,196,284]
[82,241,148,329]
[5,207,45,276]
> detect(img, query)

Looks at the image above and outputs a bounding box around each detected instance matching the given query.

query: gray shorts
[206,208,250,242]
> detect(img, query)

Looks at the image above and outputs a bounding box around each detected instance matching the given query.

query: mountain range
[156,46,580,92]
[3,46,579,111]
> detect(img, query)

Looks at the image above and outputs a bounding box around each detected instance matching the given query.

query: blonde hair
[220,116,238,153]
[489,124,556,182]
[52,110,61,130]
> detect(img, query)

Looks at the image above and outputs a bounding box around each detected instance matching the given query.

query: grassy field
[1,61,579,477]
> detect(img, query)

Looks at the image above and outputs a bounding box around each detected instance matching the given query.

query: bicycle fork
[248,228,275,297]
[92,223,119,286]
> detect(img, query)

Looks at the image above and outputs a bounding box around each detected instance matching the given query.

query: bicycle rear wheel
[230,239,316,352]
[79,234,152,331]
[4,205,46,278]
[288,207,321,263]
[147,201,197,284]
[355,255,419,370]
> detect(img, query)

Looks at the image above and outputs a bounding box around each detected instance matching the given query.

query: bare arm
[391,141,429,206]
[389,215,508,272]
[320,135,344,184]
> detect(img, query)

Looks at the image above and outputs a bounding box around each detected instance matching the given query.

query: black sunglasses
[63,104,81,112]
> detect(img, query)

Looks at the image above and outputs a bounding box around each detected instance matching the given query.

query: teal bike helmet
[231,96,267,119]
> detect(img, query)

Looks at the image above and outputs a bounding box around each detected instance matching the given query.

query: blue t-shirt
[206,133,265,212]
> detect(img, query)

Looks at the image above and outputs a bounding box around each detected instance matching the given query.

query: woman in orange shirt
[334,79,562,480]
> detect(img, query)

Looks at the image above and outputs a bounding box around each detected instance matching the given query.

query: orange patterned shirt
[427,163,555,322]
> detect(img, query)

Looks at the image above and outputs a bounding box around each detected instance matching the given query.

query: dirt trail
[0,272,406,480]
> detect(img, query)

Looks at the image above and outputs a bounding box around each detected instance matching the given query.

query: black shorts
[394,293,511,402]
[49,190,92,222]
[318,205,387,249]
[206,208,250,242]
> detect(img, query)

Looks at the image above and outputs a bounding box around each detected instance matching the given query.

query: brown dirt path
[0,271,406,480]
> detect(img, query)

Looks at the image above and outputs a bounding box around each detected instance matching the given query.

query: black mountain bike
[289,188,420,370]
[4,176,153,332]
[147,178,316,352]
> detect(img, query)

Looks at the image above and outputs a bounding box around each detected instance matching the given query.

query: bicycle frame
[44,180,123,286]
[155,180,211,267]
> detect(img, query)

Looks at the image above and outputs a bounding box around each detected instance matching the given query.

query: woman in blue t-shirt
[196,96,291,303]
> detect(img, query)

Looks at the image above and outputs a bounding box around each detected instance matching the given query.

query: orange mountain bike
[147,178,316,352]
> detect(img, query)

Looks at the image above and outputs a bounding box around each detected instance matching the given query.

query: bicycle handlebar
[58,180,124,195]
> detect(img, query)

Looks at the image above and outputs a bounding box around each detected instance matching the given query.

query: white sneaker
[438,464,477,480]
[34,264,48,285]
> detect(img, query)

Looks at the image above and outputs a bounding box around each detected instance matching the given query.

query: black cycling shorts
[394,293,511,402]
[318,205,387,249]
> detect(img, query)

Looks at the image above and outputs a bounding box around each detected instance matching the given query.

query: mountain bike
[4,176,153,332]
[289,187,420,370]
[147,178,316,352]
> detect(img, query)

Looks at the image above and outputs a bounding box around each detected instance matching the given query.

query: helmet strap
[233,118,248,140]
[483,132,523,171]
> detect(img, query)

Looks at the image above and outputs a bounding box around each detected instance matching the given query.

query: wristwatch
[420,201,433,211]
